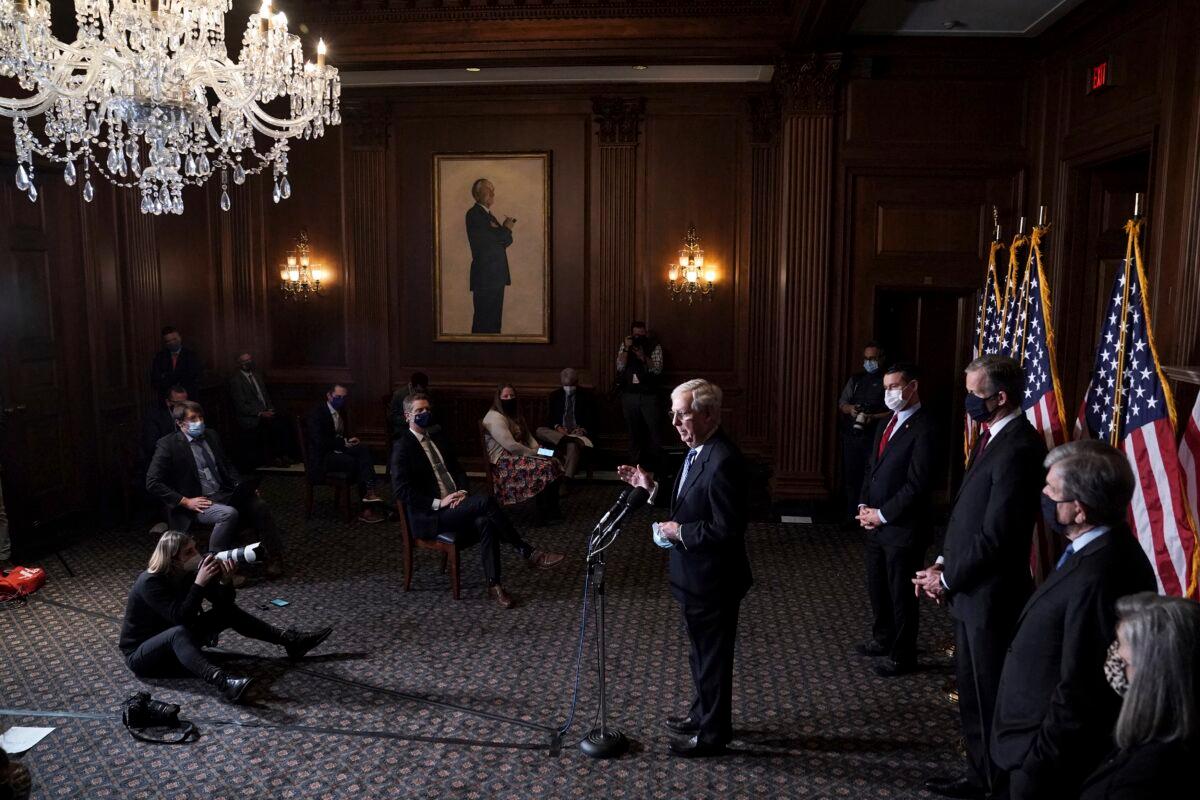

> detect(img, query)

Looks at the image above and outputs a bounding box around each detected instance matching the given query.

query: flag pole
[1110,195,1142,446]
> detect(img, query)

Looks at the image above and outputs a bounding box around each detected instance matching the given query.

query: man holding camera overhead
[146,400,285,576]
[119,531,332,704]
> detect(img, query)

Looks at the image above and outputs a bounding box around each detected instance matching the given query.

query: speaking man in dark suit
[150,326,203,400]
[990,440,1155,799]
[855,362,938,677]
[390,393,563,609]
[618,378,751,758]
[146,401,285,574]
[466,178,515,334]
[915,355,1047,799]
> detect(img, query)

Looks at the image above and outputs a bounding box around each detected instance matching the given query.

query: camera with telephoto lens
[123,692,181,729]
[852,405,869,434]
[213,541,266,566]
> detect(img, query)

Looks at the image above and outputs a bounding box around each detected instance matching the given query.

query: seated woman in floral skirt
[481,384,564,522]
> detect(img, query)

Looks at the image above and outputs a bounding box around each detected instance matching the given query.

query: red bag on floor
[0,565,46,601]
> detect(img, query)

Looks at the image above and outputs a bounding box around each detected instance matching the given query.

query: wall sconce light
[667,223,715,304]
[279,227,327,302]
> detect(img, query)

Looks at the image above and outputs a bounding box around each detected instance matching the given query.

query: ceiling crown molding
[296,1,788,24]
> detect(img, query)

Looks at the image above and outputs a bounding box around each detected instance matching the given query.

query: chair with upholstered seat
[396,499,461,599]
[294,416,352,523]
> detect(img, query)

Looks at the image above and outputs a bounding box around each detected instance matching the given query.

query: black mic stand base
[580,727,628,759]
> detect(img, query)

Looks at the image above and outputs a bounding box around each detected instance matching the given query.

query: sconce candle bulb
[667,224,715,304]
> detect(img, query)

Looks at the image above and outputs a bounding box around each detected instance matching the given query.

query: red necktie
[878,415,899,459]
[969,426,991,468]
[171,353,179,370]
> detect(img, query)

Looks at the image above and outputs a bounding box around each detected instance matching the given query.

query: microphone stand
[579,521,630,759]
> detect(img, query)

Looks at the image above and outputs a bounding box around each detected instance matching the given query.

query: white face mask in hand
[884,387,907,412]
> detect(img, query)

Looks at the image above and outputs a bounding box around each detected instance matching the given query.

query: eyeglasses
[668,410,695,423]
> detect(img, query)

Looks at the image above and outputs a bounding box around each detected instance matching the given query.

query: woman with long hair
[481,384,564,521]
[1080,592,1200,798]
[119,531,332,703]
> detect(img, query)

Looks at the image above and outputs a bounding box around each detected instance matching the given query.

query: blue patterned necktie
[676,449,698,499]
[1055,543,1076,571]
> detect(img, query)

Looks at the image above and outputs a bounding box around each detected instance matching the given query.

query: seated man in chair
[390,393,565,608]
[146,401,285,577]
[535,367,596,483]
[305,383,385,524]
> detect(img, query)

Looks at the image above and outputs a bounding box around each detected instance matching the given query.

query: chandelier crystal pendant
[0,0,341,215]
[667,224,716,304]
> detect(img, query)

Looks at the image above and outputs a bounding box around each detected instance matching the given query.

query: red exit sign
[1087,58,1113,93]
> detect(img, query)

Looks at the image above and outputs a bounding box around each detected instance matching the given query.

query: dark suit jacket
[389,429,469,540]
[859,406,938,549]
[229,369,273,430]
[991,525,1156,798]
[943,413,1047,629]
[304,402,353,483]
[545,388,597,433]
[1080,739,1196,800]
[139,404,178,469]
[150,347,202,399]
[667,428,753,606]
[146,429,240,510]
[466,203,512,292]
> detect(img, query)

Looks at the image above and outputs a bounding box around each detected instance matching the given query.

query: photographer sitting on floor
[119,531,332,704]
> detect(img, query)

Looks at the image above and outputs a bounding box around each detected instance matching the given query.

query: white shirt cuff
[432,499,441,511]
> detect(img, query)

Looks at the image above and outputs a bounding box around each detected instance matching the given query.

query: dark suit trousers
[955,618,1009,792]
[621,392,663,472]
[683,600,741,746]
[472,287,505,334]
[125,605,281,679]
[864,538,924,664]
[326,446,376,494]
[434,495,532,584]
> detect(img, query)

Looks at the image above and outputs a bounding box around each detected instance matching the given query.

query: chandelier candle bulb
[317,39,326,69]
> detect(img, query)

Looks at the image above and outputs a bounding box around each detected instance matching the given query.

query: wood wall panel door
[0,181,89,536]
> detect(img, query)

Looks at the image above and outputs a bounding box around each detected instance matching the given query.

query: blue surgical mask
[863,359,879,373]
[964,392,998,423]
[329,395,345,410]
[185,420,205,437]
[413,411,432,428]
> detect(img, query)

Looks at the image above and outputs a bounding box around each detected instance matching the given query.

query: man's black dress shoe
[855,640,888,657]
[874,658,916,677]
[664,714,699,735]
[923,776,985,799]
[667,735,727,758]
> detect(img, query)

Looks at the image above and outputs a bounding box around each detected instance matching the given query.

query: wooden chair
[294,416,353,523]
[396,499,461,599]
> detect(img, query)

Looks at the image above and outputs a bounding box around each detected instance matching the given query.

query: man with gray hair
[989,440,1156,799]
[535,367,596,481]
[466,178,515,334]
[916,355,1047,799]
[618,378,751,758]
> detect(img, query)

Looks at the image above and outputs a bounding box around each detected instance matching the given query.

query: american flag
[1013,227,1069,581]
[997,234,1028,357]
[1076,220,1198,597]
[966,242,1007,464]
[1181,392,1200,574]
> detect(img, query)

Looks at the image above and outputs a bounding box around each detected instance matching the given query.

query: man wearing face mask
[146,401,287,575]
[988,440,1155,800]
[391,393,564,609]
[150,326,202,400]
[535,367,597,482]
[229,352,294,468]
[120,531,332,703]
[837,342,889,523]
[915,355,1047,799]
[304,384,385,524]
[854,362,938,677]
[617,321,665,474]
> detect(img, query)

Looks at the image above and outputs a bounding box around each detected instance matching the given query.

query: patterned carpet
[1,477,962,799]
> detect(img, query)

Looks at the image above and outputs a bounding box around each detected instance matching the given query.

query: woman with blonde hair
[119,531,332,704]
[1080,592,1200,798]
[481,384,564,522]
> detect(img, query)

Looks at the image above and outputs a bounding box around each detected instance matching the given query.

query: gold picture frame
[433,152,551,343]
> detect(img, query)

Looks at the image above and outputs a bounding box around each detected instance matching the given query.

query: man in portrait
[466,178,516,334]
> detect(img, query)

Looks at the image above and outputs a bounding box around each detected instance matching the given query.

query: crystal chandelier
[278,226,324,301]
[667,224,716,304]
[0,0,341,215]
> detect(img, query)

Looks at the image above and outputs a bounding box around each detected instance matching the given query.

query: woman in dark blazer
[1080,592,1200,799]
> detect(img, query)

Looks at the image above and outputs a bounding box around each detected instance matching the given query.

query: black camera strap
[122,717,199,745]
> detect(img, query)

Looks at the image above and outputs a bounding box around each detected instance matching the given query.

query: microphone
[591,488,630,534]
[599,486,650,536]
